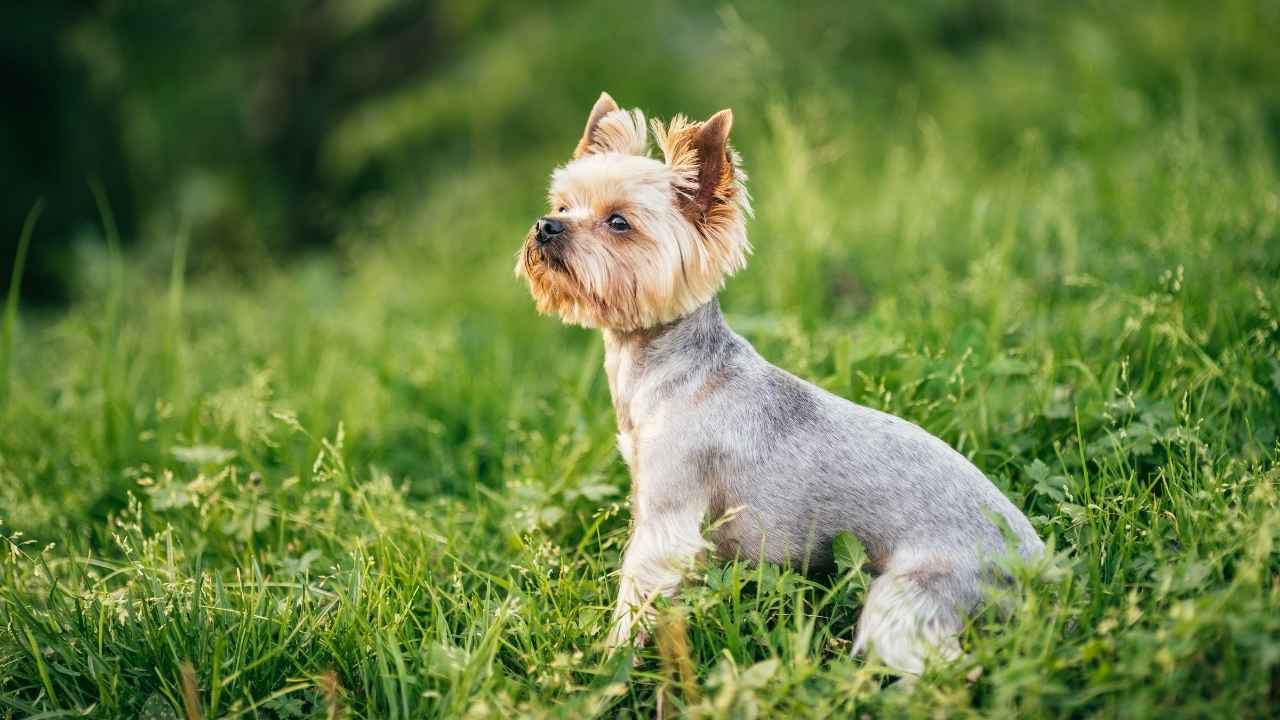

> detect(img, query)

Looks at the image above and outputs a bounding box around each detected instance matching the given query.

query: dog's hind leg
[852,559,972,676]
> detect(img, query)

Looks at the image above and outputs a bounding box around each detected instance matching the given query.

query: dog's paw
[605,609,650,662]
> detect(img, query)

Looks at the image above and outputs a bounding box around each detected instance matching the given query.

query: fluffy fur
[516,93,1044,677]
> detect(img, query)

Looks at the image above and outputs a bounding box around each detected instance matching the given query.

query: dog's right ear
[690,109,735,219]
[573,92,621,159]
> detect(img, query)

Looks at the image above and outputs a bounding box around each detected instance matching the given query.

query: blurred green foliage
[2,0,1280,717]
[10,0,1278,303]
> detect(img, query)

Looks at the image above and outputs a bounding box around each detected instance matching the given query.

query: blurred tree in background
[2,2,134,304]
[3,0,463,302]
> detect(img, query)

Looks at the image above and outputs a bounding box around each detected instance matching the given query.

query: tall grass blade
[0,199,43,404]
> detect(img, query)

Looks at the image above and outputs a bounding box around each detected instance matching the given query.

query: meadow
[2,2,1279,717]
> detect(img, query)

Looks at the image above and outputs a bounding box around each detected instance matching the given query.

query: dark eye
[607,213,630,232]
[557,206,567,213]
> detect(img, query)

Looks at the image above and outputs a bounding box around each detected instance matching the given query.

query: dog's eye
[607,213,630,232]
[557,206,567,213]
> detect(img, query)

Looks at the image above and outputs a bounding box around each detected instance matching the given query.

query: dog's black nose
[536,217,565,244]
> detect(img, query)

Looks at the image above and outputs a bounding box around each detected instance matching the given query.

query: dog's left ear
[573,92,621,159]
[572,92,648,159]
[690,109,736,217]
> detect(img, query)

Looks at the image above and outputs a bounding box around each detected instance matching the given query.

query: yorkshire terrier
[516,92,1044,676]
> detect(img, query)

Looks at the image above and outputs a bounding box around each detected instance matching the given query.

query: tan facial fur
[516,92,752,331]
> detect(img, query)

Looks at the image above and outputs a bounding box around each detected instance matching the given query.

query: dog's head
[516,92,752,332]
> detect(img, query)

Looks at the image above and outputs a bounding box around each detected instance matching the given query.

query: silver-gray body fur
[605,298,1043,672]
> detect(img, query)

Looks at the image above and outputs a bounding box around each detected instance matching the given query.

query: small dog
[516,92,1044,675]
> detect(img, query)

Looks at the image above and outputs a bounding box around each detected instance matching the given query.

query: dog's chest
[604,338,648,462]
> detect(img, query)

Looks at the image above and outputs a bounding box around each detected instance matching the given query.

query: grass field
[3,2,1280,717]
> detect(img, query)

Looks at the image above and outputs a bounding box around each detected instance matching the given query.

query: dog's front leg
[606,505,707,652]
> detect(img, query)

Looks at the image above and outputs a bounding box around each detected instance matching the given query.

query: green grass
[3,2,1280,717]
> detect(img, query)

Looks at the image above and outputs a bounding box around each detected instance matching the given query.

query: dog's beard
[536,239,570,274]
[518,232,606,328]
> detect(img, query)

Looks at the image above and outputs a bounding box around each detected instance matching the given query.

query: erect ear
[690,109,735,216]
[572,92,621,159]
